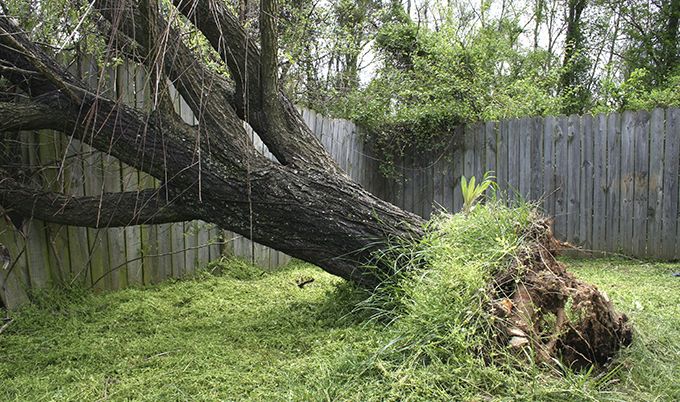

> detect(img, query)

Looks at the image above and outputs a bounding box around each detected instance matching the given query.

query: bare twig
[0,318,13,335]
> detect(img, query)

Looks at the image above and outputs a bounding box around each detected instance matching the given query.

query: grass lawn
[0,257,678,401]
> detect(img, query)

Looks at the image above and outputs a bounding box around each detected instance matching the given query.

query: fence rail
[1,58,679,310]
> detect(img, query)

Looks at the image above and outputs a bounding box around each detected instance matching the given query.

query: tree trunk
[0,3,423,287]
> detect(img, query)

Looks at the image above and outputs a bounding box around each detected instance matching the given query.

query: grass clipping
[368,202,632,370]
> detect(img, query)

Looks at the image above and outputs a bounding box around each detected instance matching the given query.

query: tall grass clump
[395,202,532,359]
[355,202,541,395]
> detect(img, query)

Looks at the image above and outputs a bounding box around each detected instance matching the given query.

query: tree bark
[0,175,198,227]
[0,9,424,286]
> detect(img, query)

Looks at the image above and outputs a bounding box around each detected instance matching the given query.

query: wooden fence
[1,58,679,309]
[336,109,680,261]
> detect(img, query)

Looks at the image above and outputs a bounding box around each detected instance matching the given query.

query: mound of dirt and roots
[369,203,633,373]
[490,217,633,369]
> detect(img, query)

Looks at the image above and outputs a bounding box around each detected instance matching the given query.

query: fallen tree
[0,0,630,367]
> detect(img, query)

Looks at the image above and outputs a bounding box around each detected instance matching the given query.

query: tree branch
[0,175,197,227]
[171,0,339,171]
[93,0,256,163]
[0,18,84,101]
[0,14,257,187]
[0,95,70,131]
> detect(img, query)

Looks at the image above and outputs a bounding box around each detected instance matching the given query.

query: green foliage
[337,17,563,173]
[1,0,106,62]
[460,172,496,214]
[595,68,680,112]
[358,203,534,385]
[301,0,679,172]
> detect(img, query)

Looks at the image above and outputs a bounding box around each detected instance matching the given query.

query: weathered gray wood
[138,170,159,284]
[321,119,333,157]
[452,126,465,212]
[342,121,353,175]
[221,230,234,258]
[605,113,621,252]
[120,165,144,286]
[566,115,580,244]
[620,111,635,254]
[507,119,520,202]
[183,221,198,274]
[543,116,556,219]
[345,121,357,178]
[632,111,650,256]
[0,219,30,310]
[40,133,71,285]
[473,123,484,181]
[421,152,434,219]
[432,149,447,211]
[464,124,475,183]
[485,121,497,184]
[102,152,127,290]
[267,245,279,270]
[443,140,456,212]
[496,120,509,200]
[63,137,92,286]
[411,152,421,215]
[646,108,665,256]
[554,117,568,241]
[661,110,680,258]
[530,117,543,202]
[579,115,594,249]
[518,117,531,199]
[22,133,52,288]
[197,222,211,268]
[253,241,269,269]
[208,225,222,262]
[593,114,607,251]
[353,126,366,187]
[156,222,173,280]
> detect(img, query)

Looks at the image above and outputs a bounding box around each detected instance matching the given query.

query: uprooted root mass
[491,218,633,368]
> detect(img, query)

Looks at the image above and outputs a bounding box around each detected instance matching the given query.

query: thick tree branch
[171,0,259,109]
[171,0,338,170]
[94,0,258,163]
[0,6,426,286]
[260,0,279,111]
[0,18,84,101]
[0,175,196,227]
[0,14,259,183]
[0,95,70,131]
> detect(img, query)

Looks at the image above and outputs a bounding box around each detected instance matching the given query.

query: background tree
[269,0,679,167]
[559,0,590,114]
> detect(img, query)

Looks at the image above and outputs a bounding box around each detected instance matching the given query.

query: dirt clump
[490,218,633,369]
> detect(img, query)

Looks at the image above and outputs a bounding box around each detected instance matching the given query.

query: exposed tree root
[490,218,633,369]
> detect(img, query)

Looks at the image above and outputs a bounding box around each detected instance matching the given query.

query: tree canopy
[269,0,680,167]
